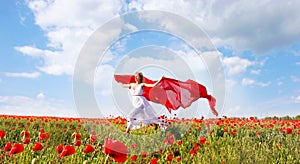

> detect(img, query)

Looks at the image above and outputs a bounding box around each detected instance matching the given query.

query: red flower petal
[151,158,158,164]
[60,145,75,158]
[131,155,137,161]
[56,144,64,154]
[104,138,128,162]
[9,143,24,155]
[23,138,30,144]
[32,142,43,152]
[199,136,206,145]
[83,144,94,154]
[0,130,6,139]
[4,142,12,151]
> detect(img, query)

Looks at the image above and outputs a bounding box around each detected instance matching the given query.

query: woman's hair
[135,72,144,83]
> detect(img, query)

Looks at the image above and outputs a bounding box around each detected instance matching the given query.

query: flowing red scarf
[114,75,216,114]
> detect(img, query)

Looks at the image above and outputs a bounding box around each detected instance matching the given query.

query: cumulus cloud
[17,0,125,76]
[128,0,300,53]
[223,56,254,75]
[242,78,271,87]
[0,93,76,117]
[20,0,299,77]
[5,71,40,79]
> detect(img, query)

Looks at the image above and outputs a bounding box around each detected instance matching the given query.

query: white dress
[127,83,164,130]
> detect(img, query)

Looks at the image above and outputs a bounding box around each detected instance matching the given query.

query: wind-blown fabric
[114,75,216,113]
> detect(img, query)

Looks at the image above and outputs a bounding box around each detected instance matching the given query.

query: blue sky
[0,0,299,118]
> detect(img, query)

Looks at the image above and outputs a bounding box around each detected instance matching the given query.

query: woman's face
[135,74,141,83]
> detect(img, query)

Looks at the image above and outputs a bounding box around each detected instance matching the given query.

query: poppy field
[0,114,299,163]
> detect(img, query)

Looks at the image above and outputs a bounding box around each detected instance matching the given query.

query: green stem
[103,154,109,164]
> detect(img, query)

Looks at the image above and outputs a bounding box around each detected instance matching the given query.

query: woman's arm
[120,83,131,88]
[143,77,163,88]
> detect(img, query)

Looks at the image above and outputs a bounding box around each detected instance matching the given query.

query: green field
[0,115,299,163]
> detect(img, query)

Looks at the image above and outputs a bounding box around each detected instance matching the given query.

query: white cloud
[18,0,124,76]
[36,92,45,99]
[128,0,300,53]
[27,0,124,30]
[223,56,254,75]
[0,94,77,117]
[14,46,45,57]
[242,78,255,86]
[250,69,261,75]
[296,62,300,65]
[5,71,40,79]
[294,96,300,103]
[242,78,271,87]
[21,0,299,77]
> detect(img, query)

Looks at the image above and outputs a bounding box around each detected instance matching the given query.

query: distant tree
[282,115,292,120]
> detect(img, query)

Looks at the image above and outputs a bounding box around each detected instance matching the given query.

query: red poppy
[83,144,94,154]
[131,155,137,161]
[9,143,24,155]
[40,132,50,141]
[151,158,158,164]
[56,144,64,154]
[4,142,12,151]
[199,136,206,145]
[223,127,228,132]
[40,129,45,133]
[285,128,293,134]
[166,154,173,161]
[298,129,300,134]
[104,138,128,162]
[72,133,81,140]
[90,135,97,143]
[176,157,181,162]
[206,141,210,146]
[230,131,235,136]
[21,131,30,138]
[60,145,76,158]
[177,140,182,145]
[75,140,81,147]
[32,142,43,152]
[142,152,147,158]
[24,138,30,144]
[256,132,260,137]
[193,142,200,151]
[190,149,196,156]
[0,130,6,139]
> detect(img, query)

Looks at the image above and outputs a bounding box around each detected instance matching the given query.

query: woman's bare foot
[125,128,130,133]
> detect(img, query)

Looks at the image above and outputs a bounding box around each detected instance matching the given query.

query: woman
[119,72,164,133]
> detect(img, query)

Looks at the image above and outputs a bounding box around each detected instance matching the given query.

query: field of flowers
[0,114,299,163]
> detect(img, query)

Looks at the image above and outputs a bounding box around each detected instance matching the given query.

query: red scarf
[114,75,216,113]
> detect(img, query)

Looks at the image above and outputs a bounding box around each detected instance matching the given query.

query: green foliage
[0,115,299,163]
